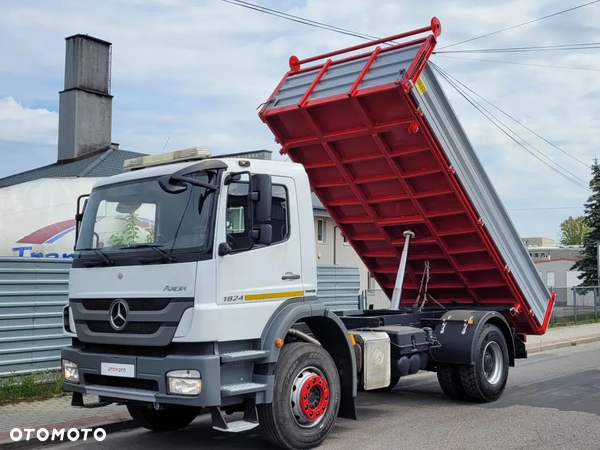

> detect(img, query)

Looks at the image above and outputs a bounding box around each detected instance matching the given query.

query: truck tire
[126,404,200,432]
[257,342,341,450]
[458,323,509,403]
[436,364,467,400]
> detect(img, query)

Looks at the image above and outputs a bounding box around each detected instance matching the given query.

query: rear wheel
[126,404,200,432]
[258,342,341,450]
[459,324,509,402]
[437,364,467,400]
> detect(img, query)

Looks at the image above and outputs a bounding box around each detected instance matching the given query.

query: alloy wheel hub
[290,368,330,428]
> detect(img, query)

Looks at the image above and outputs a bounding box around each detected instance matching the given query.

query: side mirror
[158,175,188,194]
[249,224,273,246]
[74,194,90,250]
[218,242,232,256]
[250,174,272,223]
[218,171,273,254]
[249,174,272,246]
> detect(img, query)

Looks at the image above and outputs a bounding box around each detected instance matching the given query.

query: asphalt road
[41,341,600,450]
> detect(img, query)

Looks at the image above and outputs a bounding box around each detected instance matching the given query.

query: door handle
[282,272,300,281]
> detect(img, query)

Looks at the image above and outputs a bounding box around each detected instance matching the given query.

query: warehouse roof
[0,147,330,216]
[0,146,146,188]
[311,193,326,212]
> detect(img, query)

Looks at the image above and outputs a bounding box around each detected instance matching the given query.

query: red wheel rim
[298,375,329,421]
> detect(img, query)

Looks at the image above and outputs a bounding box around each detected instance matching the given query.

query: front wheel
[459,324,509,402]
[126,404,200,432]
[258,342,341,450]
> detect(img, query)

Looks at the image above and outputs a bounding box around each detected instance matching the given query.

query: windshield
[76,171,217,257]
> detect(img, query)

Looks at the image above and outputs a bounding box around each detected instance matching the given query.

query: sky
[0,0,598,241]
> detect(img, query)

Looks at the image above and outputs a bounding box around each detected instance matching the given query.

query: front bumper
[61,346,221,408]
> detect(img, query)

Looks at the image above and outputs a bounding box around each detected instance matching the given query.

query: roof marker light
[123,147,212,171]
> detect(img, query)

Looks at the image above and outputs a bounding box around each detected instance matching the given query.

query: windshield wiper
[118,243,177,263]
[78,248,114,267]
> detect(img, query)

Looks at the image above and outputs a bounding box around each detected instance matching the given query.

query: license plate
[101,362,135,378]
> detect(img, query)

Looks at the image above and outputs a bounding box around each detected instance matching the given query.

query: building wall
[526,247,582,262]
[534,259,583,306]
[313,214,379,292]
[0,177,100,258]
[534,259,580,288]
[522,237,555,247]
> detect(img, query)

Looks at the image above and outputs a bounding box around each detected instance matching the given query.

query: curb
[527,335,600,354]
[0,419,138,450]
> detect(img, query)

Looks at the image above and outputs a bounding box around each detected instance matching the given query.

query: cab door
[215,173,304,337]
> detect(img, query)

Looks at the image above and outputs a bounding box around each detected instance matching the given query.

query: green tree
[559,215,591,245]
[572,159,600,286]
[110,212,154,246]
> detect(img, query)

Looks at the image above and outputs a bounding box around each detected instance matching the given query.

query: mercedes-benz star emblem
[109,299,128,331]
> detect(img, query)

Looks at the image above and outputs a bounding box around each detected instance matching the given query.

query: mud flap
[431,310,516,367]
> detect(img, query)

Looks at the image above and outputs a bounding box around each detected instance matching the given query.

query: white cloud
[1,0,599,238]
[0,97,58,145]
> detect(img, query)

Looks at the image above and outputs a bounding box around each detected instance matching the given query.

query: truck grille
[86,321,163,335]
[69,297,194,346]
[80,298,171,311]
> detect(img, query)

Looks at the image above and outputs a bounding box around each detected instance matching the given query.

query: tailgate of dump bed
[258,18,554,335]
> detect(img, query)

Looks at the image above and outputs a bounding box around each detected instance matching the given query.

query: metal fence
[316,265,361,312]
[0,258,71,377]
[549,286,599,325]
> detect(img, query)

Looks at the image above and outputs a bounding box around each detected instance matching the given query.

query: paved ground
[25,340,600,450]
[0,396,130,443]
[526,322,600,352]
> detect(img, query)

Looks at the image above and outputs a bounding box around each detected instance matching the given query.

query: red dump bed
[258,18,554,335]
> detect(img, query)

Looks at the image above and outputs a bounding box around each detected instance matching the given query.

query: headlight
[167,369,201,395]
[62,359,79,383]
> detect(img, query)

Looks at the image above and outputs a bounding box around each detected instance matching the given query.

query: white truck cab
[62,148,359,449]
[67,149,318,343]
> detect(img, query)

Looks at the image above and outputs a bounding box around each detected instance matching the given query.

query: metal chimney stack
[57,34,113,162]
